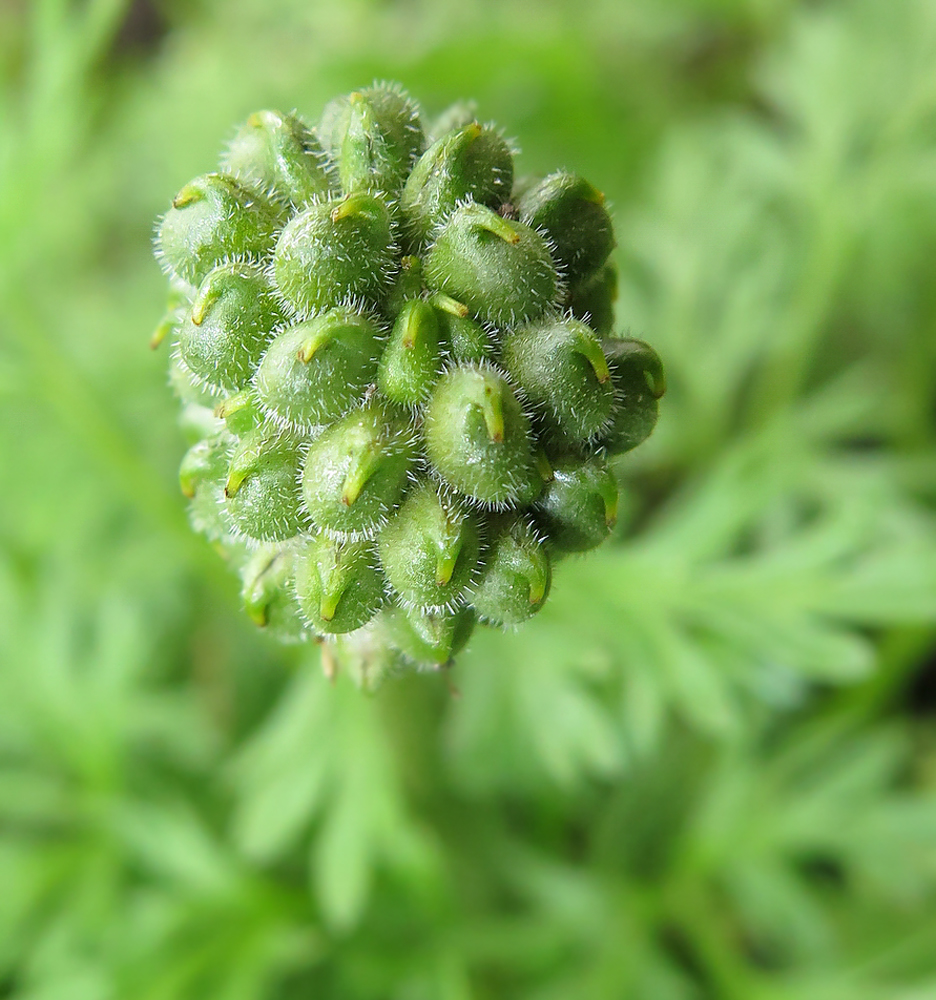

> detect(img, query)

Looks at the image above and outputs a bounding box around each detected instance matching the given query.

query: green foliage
[1,0,936,997]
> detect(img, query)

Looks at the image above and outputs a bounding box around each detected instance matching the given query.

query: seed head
[153,85,664,677]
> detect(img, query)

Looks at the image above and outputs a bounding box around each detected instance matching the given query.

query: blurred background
[2,0,936,996]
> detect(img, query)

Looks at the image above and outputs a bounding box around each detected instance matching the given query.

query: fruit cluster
[153,83,664,676]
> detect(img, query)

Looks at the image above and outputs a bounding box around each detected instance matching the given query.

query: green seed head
[430,293,494,363]
[272,193,395,317]
[151,280,192,351]
[214,389,266,437]
[154,84,663,676]
[176,261,284,394]
[501,314,614,444]
[517,170,615,285]
[423,364,540,508]
[568,261,618,336]
[156,173,283,287]
[376,299,443,407]
[599,338,666,455]
[386,254,425,316]
[325,84,424,198]
[534,454,619,553]
[426,100,478,143]
[401,122,514,250]
[168,354,218,409]
[300,402,417,539]
[378,481,482,612]
[224,429,304,542]
[177,401,223,444]
[253,307,383,432]
[294,533,386,634]
[179,433,233,541]
[424,202,558,328]
[222,109,334,207]
[240,543,307,642]
[470,517,551,626]
[386,605,475,668]
[510,174,540,203]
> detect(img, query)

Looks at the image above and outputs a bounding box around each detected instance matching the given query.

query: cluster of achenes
[153,83,664,676]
